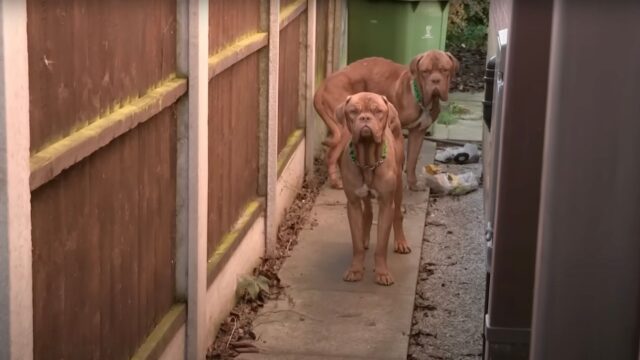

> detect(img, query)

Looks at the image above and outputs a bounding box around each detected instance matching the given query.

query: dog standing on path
[314,50,459,191]
[337,92,410,286]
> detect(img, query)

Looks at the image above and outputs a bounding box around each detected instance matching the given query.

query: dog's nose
[431,78,441,85]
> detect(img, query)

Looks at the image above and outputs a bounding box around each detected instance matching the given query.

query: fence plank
[280,0,307,30]
[27,0,178,153]
[31,107,177,359]
[278,14,302,153]
[208,32,268,80]
[209,0,261,54]
[207,53,260,254]
[29,77,186,191]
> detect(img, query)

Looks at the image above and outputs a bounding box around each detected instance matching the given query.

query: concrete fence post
[0,0,33,358]
[305,0,317,176]
[185,0,209,358]
[265,0,280,258]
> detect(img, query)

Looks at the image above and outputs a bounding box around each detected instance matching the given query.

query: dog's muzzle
[360,126,372,138]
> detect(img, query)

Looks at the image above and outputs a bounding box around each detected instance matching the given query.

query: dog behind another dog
[314,50,459,191]
[337,92,411,286]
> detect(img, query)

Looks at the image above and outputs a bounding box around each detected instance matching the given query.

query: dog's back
[320,57,406,97]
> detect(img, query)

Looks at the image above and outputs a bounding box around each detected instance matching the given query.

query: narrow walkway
[238,142,436,359]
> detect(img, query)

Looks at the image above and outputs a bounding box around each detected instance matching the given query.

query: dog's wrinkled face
[410,50,459,104]
[337,92,390,144]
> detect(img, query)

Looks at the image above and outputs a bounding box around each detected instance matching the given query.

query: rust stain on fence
[27,0,177,153]
[278,13,303,153]
[31,107,177,360]
[208,53,261,255]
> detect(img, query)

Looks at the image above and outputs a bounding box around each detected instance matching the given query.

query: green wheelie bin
[347,0,450,65]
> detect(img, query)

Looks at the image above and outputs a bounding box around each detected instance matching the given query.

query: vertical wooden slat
[31,108,177,359]
[266,0,280,257]
[60,166,93,359]
[31,181,65,359]
[277,15,301,152]
[207,53,260,254]
[0,0,33,358]
[187,0,209,357]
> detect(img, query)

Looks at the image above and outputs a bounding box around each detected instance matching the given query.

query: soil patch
[448,45,487,93]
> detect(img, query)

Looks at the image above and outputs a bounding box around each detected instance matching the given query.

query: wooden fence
[0,0,344,358]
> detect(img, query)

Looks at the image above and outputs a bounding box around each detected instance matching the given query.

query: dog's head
[336,92,395,144]
[410,50,459,104]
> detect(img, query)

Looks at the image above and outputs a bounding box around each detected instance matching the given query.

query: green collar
[411,78,425,110]
[349,141,388,170]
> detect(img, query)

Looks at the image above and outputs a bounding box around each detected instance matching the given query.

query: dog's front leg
[374,196,395,286]
[343,197,366,282]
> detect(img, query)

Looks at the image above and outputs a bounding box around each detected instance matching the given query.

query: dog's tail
[313,91,342,148]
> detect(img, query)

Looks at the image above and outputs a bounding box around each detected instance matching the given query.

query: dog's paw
[408,180,427,192]
[329,177,344,189]
[374,270,395,286]
[343,268,364,282]
[394,241,412,254]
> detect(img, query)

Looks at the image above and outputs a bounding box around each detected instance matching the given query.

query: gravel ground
[408,162,485,360]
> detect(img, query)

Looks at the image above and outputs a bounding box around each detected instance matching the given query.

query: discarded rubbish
[425,164,441,175]
[423,165,479,196]
[435,143,481,164]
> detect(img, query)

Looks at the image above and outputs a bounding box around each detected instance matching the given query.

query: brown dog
[337,92,410,286]
[314,50,459,191]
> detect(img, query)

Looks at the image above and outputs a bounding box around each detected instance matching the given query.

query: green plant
[446,0,489,50]
[236,274,270,301]
[448,102,470,115]
[437,110,457,126]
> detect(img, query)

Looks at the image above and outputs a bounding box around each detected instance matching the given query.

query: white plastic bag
[423,171,479,196]
[435,143,480,164]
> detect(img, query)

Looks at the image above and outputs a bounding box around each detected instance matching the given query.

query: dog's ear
[381,96,402,138]
[445,51,460,78]
[335,95,352,131]
[409,54,423,76]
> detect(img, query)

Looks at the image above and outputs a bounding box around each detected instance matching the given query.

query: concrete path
[239,142,436,360]
[429,92,484,142]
